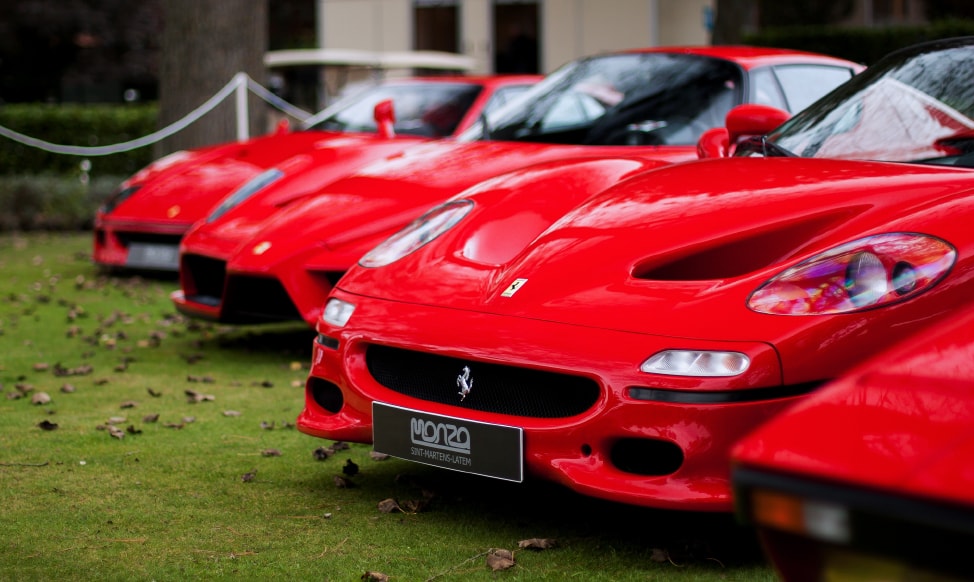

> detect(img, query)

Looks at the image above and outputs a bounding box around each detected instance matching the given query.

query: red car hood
[732,304,974,508]
[338,156,974,341]
[190,139,696,258]
[106,130,399,226]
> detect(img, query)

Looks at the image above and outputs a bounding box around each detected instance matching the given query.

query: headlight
[641,350,750,377]
[359,200,473,268]
[206,168,284,223]
[322,298,356,328]
[748,233,955,315]
[99,184,142,214]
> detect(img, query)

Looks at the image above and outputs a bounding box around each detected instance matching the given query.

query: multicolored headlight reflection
[748,233,955,315]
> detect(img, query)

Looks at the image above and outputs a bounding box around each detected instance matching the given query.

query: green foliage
[744,18,974,66]
[0,232,776,581]
[0,104,157,176]
[0,175,122,231]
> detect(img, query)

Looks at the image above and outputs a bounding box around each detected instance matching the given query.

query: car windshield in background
[460,53,743,146]
[305,82,483,137]
[762,40,974,166]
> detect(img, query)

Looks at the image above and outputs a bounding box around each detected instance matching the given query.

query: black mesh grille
[222,275,303,323]
[366,344,600,418]
[182,254,226,299]
[116,232,181,247]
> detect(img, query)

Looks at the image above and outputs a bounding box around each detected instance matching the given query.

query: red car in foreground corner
[172,46,860,325]
[92,75,539,272]
[297,37,974,511]
[732,302,974,581]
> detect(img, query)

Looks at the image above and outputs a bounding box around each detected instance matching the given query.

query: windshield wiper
[762,135,797,157]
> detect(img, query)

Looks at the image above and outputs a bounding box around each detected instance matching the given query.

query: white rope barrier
[0,72,314,157]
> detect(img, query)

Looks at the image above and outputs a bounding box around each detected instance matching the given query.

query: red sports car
[732,302,974,581]
[92,75,539,272]
[296,37,974,511]
[172,46,860,324]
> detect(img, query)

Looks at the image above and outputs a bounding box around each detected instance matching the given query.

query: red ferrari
[172,46,860,324]
[732,302,974,581]
[92,75,539,272]
[296,37,974,511]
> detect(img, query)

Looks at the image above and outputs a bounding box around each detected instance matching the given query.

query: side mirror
[725,104,790,149]
[274,118,290,135]
[697,128,729,159]
[374,99,396,139]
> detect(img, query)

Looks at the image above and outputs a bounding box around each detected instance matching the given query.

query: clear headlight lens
[206,168,284,223]
[322,298,356,328]
[641,350,750,377]
[359,200,473,268]
[748,233,955,315]
[99,184,142,214]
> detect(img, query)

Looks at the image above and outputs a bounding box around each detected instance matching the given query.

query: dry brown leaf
[313,446,334,460]
[369,451,390,461]
[518,538,557,550]
[142,413,159,423]
[32,362,49,372]
[398,499,428,514]
[333,475,354,488]
[119,400,138,409]
[261,449,282,457]
[223,410,242,417]
[377,498,400,513]
[241,469,257,482]
[342,459,359,477]
[361,572,389,582]
[487,549,516,572]
[147,387,162,397]
[37,419,58,431]
[126,425,142,435]
[60,383,76,393]
[108,426,125,439]
[31,392,51,405]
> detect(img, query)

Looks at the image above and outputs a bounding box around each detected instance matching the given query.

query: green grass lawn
[0,232,777,581]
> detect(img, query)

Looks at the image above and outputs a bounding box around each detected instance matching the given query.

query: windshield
[761,39,974,167]
[304,82,483,137]
[458,52,743,146]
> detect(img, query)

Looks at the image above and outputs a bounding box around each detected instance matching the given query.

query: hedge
[0,174,123,231]
[744,19,974,66]
[0,103,157,177]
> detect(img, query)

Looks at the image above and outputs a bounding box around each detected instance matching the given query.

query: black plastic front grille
[365,344,600,418]
[116,232,181,247]
[182,254,226,299]
[222,275,303,323]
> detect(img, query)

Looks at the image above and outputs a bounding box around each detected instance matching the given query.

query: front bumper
[297,292,810,512]
[93,218,188,271]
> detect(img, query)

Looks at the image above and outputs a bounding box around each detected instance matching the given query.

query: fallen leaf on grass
[31,392,51,405]
[60,383,76,393]
[142,413,159,423]
[397,499,428,513]
[147,387,161,397]
[342,459,359,477]
[126,425,142,435]
[261,449,282,457]
[334,475,355,488]
[518,538,557,550]
[377,498,400,513]
[241,469,257,482]
[108,426,125,439]
[369,451,390,461]
[119,400,138,409]
[223,410,242,417]
[185,389,214,403]
[32,362,49,372]
[487,549,516,572]
[163,422,184,429]
[313,446,334,460]
[37,420,58,431]
[361,572,389,582]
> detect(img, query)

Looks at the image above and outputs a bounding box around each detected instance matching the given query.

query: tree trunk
[157,0,268,156]
[712,0,758,45]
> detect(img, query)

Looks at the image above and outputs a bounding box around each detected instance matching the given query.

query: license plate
[126,243,180,270]
[372,402,523,482]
